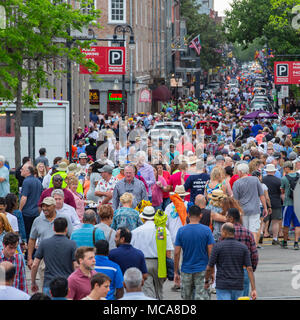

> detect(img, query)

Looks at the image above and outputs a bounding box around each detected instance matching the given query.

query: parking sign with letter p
[277,64,288,77]
[109,50,123,66]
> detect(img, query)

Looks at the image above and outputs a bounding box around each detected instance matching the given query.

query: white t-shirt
[131,221,173,258]
[5,212,18,232]
[165,201,188,245]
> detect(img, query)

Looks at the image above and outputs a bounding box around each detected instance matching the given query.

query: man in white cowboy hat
[77,153,90,175]
[165,185,190,245]
[131,206,173,300]
[262,164,282,245]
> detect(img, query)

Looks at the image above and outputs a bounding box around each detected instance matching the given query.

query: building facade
[88,0,179,115]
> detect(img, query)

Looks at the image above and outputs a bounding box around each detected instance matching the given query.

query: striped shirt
[0,251,28,293]
[208,238,251,291]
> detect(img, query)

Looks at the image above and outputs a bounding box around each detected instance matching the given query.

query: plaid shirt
[233,223,258,272]
[206,142,218,155]
[0,251,28,293]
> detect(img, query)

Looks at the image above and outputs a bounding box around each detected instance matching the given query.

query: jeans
[22,215,38,243]
[162,198,171,211]
[243,268,250,297]
[216,289,244,300]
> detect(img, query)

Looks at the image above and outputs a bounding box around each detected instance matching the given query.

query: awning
[152,85,172,102]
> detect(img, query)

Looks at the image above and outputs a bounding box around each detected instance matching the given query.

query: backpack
[286,173,300,200]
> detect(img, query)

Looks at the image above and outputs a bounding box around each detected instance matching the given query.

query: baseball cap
[288,151,297,161]
[98,165,113,174]
[232,153,241,161]
[216,155,225,161]
[283,161,294,169]
[41,197,56,206]
[273,152,281,159]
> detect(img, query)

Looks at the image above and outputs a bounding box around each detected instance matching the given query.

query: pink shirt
[168,171,190,201]
[70,190,85,222]
[68,268,97,300]
[151,176,167,207]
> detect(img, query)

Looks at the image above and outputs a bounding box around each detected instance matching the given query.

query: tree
[223,0,300,59]
[0,0,101,167]
[180,0,226,71]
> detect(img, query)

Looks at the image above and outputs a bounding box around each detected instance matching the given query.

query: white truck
[0,99,70,169]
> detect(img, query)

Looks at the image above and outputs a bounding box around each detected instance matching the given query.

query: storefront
[107,90,127,114]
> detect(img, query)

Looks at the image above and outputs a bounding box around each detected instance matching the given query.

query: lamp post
[113,24,135,120]
[172,73,180,117]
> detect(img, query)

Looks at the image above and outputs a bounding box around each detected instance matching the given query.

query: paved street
[25,237,300,300]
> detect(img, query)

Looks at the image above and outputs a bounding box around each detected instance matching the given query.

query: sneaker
[171,284,181,292]
[281,241,288,249]
[272,240,280,245]
[210,288,216,294]
[259,235,263,244]
[294,242,299,250]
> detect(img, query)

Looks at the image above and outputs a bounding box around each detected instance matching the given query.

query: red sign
[274,61,300,84]
[80,46,126,75]
[285,117,297,128]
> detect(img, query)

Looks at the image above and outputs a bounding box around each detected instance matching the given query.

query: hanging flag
[189,35,202,55]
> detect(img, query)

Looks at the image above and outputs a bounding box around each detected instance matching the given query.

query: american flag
[189,35,202,55]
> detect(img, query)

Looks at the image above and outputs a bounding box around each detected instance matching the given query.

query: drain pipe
[129,0,133,115]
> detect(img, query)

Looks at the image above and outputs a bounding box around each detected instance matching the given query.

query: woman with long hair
[0,213,13,252]
[220,197,244,224]
[5,193,27,248]
[204,166,226,202]
[65,174,86,222]
[35,162,48,184]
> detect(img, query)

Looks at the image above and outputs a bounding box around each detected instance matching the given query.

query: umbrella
[196,120,219,129]
[152,85,172,102]
[242,110,278,120]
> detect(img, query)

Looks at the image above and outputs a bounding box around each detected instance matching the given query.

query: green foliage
[224,0,300,63]
[181,0,226,71]
[0,0,102,167]
[233,39,264,63]
[9,174,19,196]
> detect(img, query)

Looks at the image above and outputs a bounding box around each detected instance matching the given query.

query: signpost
[281,85,289,98]
[274,61,300,84]
[80,46,126,75]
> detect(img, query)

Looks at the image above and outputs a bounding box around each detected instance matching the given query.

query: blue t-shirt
[21,175,43,217]
[70,224,105,248]
[251,124,263,137]
[175,224,215,273]
[108,244,148,275]
[184,173,210,204]
[95,255,124,300]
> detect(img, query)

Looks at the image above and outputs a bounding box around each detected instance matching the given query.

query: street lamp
[113,24,135,120]
[172,73,180,117]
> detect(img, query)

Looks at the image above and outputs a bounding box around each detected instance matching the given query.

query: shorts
[282,206,300,228]
[271,208,282,220]
[242,214,261,233]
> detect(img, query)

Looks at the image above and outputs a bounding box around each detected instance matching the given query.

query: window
[109,0,126,24]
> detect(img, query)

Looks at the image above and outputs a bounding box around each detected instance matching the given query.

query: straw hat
[208,189,227,206]
[68,163,81,174]
[57,162,68,172]
[170,185,190,197]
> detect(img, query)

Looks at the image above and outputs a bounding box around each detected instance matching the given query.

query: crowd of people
[0,65,300,301]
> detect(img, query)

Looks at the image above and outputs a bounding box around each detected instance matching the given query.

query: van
[0,99,70,168]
